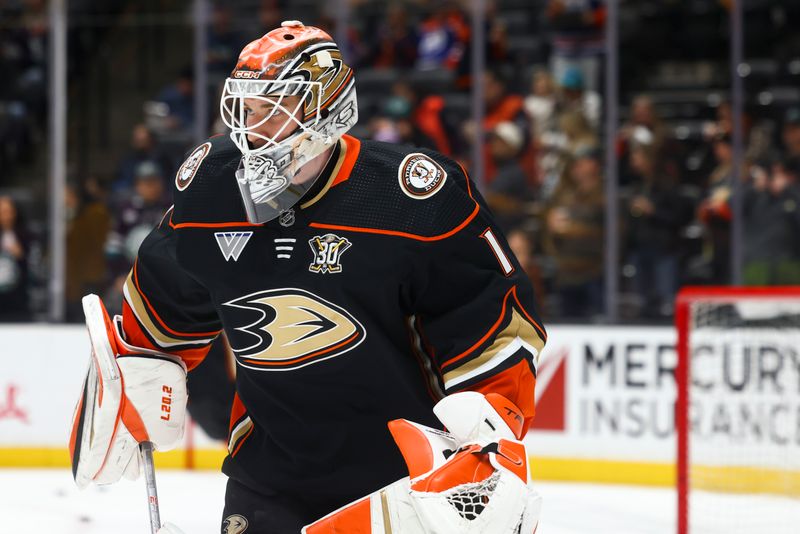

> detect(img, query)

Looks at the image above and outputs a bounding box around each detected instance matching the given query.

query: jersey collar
[300,134,361,210]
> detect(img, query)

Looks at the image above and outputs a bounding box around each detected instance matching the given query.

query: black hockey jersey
[120,133,546,507]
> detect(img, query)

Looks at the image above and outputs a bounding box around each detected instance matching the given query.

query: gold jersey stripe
[227,416,254,455]
[124,272,214,348]
[442,308,543,387]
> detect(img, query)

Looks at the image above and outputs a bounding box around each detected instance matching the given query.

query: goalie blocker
[303,392,542,534]
[69,295,188,488]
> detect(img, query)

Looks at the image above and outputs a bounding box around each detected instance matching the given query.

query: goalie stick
[141,441,161,534]
[141,441,185,534]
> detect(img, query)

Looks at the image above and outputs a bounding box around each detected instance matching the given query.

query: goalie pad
[303,393,541,534]
[69,294,188,489]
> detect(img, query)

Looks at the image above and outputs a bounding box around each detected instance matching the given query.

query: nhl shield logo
[308,234,352,274]
[398,153,447,199]
[176,142,211,191]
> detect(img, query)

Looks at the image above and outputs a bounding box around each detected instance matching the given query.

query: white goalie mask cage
[219,22,358,223]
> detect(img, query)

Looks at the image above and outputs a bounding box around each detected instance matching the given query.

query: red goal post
[675,286,800,534]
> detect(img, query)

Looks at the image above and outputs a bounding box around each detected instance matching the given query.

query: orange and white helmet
[220,21,358,223]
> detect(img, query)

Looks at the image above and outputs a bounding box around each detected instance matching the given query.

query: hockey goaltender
[69,20,546,534]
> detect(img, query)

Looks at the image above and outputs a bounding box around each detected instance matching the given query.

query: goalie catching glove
[303,391,542,534]
[69,294,188,488]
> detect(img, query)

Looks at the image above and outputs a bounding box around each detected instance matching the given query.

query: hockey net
[675,287,800,534]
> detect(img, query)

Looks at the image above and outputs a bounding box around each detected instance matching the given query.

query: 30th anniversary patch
[398,153,447,199]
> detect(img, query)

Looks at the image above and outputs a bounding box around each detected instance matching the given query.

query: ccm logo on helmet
[232,70,261,79]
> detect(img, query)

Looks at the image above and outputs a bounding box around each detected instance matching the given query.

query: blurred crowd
[1,0,799,324]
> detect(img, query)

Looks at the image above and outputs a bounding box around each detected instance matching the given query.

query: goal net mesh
[681,294,800,533]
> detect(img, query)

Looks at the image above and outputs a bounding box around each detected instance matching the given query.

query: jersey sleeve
[409,167,546,432]
[120,208,222,369]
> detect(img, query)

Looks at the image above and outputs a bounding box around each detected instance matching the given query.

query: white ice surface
[0,469,679,534]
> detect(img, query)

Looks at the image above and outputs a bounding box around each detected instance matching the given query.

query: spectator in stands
[483,69,525,130]
[368,116,402,144]
[704,101,770,166]
[485,1,510,65]
[486,121,533,232]
[256,0,283,34]
[416,3,469,71]
[66,181,111,322]
[542,151,605,319]
[368,4,418,68]
[0,195,31,321]
[0,2,46,183]
[545,0,605,92]
[413,94,452,156]
[524,69,558,138]
[621,95,667,153]
[625,144,691,318]
[781,107,800,159]
[618,94,669,185]
[537,108,599,200]
[106,161,171,282]
[557,66,601,130]
[155,67,195,133]
[697,133,734,284]
[114,123,173,195]
[207,4,245,79]
[559,108,599,158]
[506,227,545,313]
[742,158,800,285]
[463,69,528,183]
[379,81,451,155]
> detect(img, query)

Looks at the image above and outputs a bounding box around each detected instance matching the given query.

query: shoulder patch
[398,153,447,200]
[176,142,212,191]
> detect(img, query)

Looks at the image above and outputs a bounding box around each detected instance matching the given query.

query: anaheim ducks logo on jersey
[222,514,248,534]
[398,153,447,199]
[223,288,366,371]
[175,142,211,191]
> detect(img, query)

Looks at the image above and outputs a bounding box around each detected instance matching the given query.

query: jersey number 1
[480,228,515,276]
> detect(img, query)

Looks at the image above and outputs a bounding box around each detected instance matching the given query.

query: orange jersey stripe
[440,287,515,369]
[309,202,479,242]
[510,286,547,341]
[241,330,361,367]
[228,393,247,435]
[331,134,361,187]
[121,302,213,370]
[231,424,254,458]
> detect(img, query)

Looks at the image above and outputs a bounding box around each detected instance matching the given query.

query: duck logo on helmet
[292,45,354,122]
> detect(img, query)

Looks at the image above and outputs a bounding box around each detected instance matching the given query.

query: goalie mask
[220,21,358,223]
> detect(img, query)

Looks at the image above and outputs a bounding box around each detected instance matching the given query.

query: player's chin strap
[302,392,542,534]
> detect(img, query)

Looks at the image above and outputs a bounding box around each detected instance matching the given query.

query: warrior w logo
[215,232,253,262]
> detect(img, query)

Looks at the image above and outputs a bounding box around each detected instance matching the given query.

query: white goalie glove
[69,294,188,489]
[303,391,542,534]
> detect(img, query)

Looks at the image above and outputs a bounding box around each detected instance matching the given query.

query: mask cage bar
[220,78,323,155]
